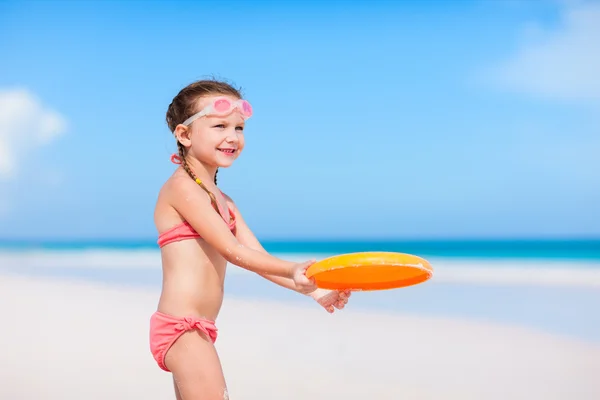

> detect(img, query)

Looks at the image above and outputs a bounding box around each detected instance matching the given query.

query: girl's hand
[291,260,318,294]
[309,288,351,313]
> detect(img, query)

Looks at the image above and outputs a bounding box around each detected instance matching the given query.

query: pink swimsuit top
[157,207,236,248]
[157,157,237,248]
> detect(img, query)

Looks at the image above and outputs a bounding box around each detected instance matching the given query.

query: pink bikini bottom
[149,311,219,372]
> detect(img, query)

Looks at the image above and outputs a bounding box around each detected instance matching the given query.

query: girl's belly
[157,241,227,320]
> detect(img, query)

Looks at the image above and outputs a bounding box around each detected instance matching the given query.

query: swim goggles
[182,97,253,126]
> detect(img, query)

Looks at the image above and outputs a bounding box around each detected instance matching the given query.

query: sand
[1,272,599,400]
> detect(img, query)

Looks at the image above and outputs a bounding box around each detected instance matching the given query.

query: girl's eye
[235,126,244,132]
[214,124,225,129]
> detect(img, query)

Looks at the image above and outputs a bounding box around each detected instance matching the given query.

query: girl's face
[185,95,247,168]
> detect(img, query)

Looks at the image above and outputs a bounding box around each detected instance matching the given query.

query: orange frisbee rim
[305,251,433,291]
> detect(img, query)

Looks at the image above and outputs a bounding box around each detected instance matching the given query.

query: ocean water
[1,239,600,343]
[2,238,600,260]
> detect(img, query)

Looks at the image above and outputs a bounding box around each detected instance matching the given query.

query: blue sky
[0,0,598,240]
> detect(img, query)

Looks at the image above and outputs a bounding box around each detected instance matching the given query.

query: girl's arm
[223,194,352,312]
[169,177,298,279]
[223,193,303,293]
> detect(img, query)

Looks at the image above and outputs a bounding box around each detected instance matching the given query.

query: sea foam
[2,250,600,288]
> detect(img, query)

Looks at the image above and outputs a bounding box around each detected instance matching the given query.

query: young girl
[150,79,351,399]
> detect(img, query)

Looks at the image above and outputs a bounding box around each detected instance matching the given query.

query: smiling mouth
[218,148,236,154]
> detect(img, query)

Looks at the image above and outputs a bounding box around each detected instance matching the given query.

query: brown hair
[166,79,242,185]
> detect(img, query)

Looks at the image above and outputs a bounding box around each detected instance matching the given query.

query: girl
[150,79,351,400]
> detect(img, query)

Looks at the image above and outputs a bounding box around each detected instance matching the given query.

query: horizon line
[1,236,600,244]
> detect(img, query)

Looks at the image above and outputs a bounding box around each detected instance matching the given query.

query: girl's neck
[186,156,217,185]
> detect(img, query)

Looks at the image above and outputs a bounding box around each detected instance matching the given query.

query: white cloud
[488,0,600,103]
[477,1,600,204]
[0,88,67,180]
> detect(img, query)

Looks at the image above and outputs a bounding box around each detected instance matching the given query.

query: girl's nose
[226,132,239,143]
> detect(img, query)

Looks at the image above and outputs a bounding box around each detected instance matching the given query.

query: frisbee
[305,252,433,291]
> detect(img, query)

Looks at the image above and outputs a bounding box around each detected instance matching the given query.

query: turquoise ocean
[2,238,599,343]
[2,238,600,260]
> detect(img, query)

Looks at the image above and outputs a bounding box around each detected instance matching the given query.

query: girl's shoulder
[155,171,202,215]
[160,169,195,194]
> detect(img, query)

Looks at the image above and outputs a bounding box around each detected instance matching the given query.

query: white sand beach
[1,273,599,400]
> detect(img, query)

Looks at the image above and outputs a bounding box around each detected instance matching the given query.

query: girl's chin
[215,153,239,166]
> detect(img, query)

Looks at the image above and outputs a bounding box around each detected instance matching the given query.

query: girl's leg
[173,376,183,400]
[165,330,228,400]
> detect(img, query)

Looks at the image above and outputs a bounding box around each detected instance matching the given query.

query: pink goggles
[182,97,253,126]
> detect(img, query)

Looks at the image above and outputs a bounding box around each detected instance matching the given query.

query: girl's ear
[174,124,192,148]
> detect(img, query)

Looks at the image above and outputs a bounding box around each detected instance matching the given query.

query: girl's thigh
[165,330,228,400]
